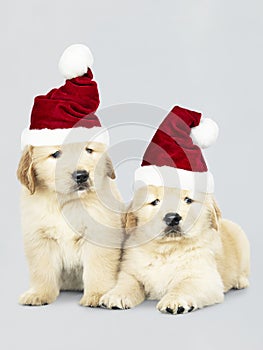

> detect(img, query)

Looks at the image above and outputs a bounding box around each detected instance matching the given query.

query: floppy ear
[17,146,36,194]
[210,197,222,231]
[125,208,138,234]
[105,155,116,179]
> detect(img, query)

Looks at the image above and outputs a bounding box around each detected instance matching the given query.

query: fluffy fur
[17,141,123,306]
[100,186,250,314]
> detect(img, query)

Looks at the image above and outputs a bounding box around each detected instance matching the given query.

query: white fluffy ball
[190,118,219,149]
[58,44,94,79]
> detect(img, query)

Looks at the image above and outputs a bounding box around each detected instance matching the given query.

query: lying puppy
[17,141,123,306]
[100,186,250,314]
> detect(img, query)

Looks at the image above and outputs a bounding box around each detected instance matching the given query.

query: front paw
[79,292,102,307]
[157,295,197,315]
[99,291,135,310]
[19,290,58,306]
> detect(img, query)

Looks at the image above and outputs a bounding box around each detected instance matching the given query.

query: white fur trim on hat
[58,44,94,80]
[134,165,214,193]
[21,126,109,149]
[190,118,219,149]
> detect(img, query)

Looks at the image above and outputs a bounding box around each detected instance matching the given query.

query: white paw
[19,290,57,306]
[235,276,250,290]
[79,292,102,307]
[157,295,197,315]
[100,291,134,310]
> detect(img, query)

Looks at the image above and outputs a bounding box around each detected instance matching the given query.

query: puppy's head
[126,186,221,242]
[17,142,115,196]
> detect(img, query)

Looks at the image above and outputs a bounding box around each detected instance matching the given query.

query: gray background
[1,0,262,349]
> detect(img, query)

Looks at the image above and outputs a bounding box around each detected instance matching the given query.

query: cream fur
[17,142,124,306]
[100,186,250,314]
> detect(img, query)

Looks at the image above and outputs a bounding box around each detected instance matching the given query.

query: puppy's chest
[134,252,186,299]
[43,207,91,268]
[45,220,84,268]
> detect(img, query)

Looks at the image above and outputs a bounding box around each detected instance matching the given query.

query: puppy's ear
[210,197,222,231]
[17,146,36,194]
[125,210,138,234]
[105,155,116,179]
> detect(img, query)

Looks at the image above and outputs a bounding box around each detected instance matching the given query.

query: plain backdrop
[1,1,263,349]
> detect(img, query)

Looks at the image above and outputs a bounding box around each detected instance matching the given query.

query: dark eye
[184,197,193,204]
[86,148,93,154]
[50,150,62,159]
[150,199,160,206]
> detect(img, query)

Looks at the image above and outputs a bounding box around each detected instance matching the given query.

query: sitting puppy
[18,142,123,306]
[100,186,250,314]
[17,44,123,306]
[100,105,250,314]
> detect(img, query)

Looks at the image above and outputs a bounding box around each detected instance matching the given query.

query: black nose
[163,213,182,226]
[72,170,89,184]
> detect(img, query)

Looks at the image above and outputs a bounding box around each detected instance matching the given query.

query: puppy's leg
[234,276,250,290]
[157,271,224,315]
[80,245,120,307]
[99,271,145,310]
[19,237,61,306]
[218,219,250,292]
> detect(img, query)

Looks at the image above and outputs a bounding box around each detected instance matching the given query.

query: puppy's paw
[79,292,102,307]
[99,291,134,310]
[19,290,57,306]
[234,276,249,290]
[157,295,197,315]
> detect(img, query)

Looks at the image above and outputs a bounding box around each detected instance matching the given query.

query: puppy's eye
[184,197,193,204]
[50,150,62,159]
[86,148,94,154]
[150,199,160,206]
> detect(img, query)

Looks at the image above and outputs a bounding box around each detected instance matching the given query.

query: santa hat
[135,106,219,193]
[21,44,109,149]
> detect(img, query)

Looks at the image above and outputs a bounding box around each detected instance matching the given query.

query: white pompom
[58,44,94,79]
[190,118,219,149]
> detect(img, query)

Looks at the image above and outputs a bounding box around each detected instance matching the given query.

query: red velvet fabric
[30,69,100,130]
[142,106,208,172]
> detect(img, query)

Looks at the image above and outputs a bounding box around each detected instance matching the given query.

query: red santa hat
[135,106,219,193]
[21,44,109,149]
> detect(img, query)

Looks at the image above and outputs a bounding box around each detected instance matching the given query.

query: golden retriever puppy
[100,186,250,314]
[17,141,123,306]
